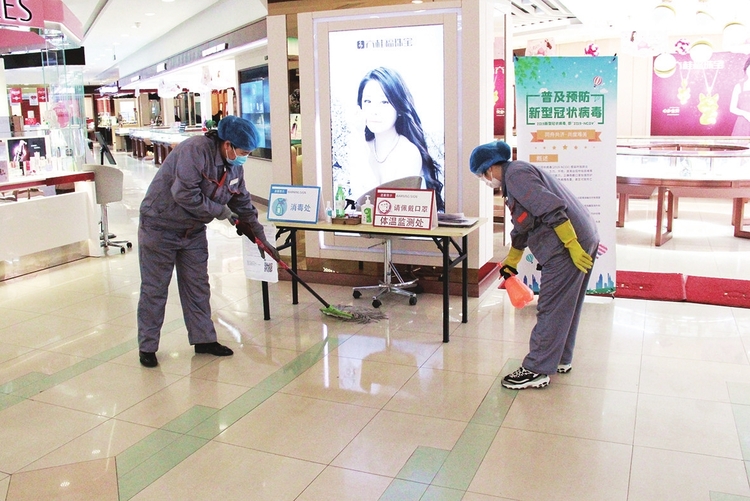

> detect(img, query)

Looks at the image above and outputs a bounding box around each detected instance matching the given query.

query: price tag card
[267,184,321,223]
[373,188,436,230]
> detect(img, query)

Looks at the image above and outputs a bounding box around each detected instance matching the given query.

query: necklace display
[373,135,400,163]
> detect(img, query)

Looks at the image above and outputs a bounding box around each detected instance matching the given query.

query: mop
[234,221,386,323]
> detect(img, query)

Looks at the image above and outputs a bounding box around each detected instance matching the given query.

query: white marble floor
[0,152,749,501]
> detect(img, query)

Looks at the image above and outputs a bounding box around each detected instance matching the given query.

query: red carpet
[685,275,750,309]
[615,271,686,302]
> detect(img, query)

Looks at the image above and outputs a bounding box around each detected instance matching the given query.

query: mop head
[320,304,388,323]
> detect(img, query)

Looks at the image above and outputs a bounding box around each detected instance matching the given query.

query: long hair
[357,67,444,211]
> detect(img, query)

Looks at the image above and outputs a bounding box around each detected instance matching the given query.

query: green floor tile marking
[431,423,499,491]
[419,485,465,501]
[396,447,450,484]
[113,336,339,499]
[116,429,183,478]
[93,339,139,362]
[470,377,517,427]
[710,492,750,501]
[118,435,208,501]
[162,405,219,434]
[732,404,750,461]
[187,387,275,440]
[728,383,750,406]
[12,358,105,399]
[256,337,342,393]
[0,372,46,394]
[0,393,24,412]
[379,478,429,501]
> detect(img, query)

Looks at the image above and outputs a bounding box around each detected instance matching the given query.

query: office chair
[352,175,423,308]
[84,164,133,254]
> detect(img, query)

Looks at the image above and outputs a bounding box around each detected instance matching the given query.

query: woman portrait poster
[328,25,446,211]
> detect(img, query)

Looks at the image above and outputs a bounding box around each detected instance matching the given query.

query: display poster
[328,25,446,212]
[651,51,750,136]
[494,59,506,136]
[514,56,617,294]
[9,88,22,104]
[7,137,46,164]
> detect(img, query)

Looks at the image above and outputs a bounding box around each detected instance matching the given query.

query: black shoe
[139,351,158,367]
[194,342,233,356]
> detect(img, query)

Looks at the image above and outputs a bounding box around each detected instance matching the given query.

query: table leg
[291,229,299,305]
[462,235,468,325]
[262,282,270,320]
[655,186,673,246]
[733,198,750,238]
[442,236,450,343]
[617,193,628,227]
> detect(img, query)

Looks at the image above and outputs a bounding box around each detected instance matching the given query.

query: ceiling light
[723,22,748,48]
[411,0,423,3]
[689,39,713,63]
[653,3,676,25]
[145,12,155,16]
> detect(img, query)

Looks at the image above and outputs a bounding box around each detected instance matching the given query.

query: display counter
[0,171,100,280]
[616,139,750,245]
[129,127,204,164]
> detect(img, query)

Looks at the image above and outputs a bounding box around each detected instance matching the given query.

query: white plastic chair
[84,164,132,254]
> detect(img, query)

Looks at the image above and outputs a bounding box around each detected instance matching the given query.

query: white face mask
[480,175,502,190]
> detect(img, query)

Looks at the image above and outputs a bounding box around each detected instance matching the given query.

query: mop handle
[252,230,332,309]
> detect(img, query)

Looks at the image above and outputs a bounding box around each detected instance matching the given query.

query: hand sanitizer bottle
[325,201,333,223]
[361,195,373,224]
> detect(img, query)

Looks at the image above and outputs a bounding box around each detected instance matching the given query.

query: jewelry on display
[373,135,400,163]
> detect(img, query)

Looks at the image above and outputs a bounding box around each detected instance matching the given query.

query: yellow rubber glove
[553,220,593,273]
[500,246,524,279]
[504,246,524,268]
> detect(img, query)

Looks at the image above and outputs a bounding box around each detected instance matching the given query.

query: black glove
[261,241,280,262]
[499,264,518,280]
[234,220,257,243]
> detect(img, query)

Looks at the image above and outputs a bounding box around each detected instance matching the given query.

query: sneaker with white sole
[557,363,572,374]
[502,366,550,389]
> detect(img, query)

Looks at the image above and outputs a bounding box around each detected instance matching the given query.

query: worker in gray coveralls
[470,140,599,389]
[137,115,279,368]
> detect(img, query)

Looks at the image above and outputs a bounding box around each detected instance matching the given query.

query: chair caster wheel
[409,296,417,306]
[372,299,381,308]
[127,242,133,249]
[353,290,361,299]
[120,248,126,254]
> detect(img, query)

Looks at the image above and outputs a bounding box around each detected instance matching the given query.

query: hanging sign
[9,88,22,104]
[373,188,437,230]
[36,88,47,103]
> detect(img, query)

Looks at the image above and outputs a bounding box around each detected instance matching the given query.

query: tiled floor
[1,152,750,500]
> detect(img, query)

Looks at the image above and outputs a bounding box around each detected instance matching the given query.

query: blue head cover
[469,141,512,175]
[217,115,259,151]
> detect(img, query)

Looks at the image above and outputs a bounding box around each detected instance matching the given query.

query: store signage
[36,87,47,102]
[373,188,437,230]
[28,93,38,106]
[266,184,321,224]
[202,43,228,58]
[0,0,43,29]
[9,88,22,104]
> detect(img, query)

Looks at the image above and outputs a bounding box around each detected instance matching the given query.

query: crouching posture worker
[137,115,279,368]
[470,141,599,389]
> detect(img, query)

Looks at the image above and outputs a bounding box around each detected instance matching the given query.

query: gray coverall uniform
[137,134,265,353]
[502,160,599,376]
